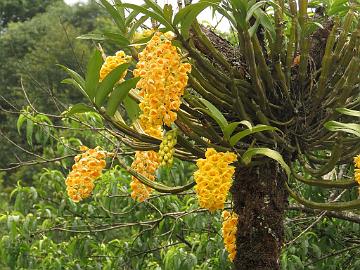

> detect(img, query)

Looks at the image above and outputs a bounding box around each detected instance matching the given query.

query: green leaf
[121,3,174,31]
[85,50,103,100]
[223,120,252,140]
[58,64,85,89]
[249,19,260,37]
[65,104,97,116]
[242,147,290,177]
[246,1,266,22]
[103,31,130,47]
[17,114,26,134]
[61,78,88,98]
[324,121,360,137]
[128,15,149,40]
[175,2,214,38]
[106,77,140,116]
[26,119,34,146]
[144,0,163,15]
[163,4,173,22]
[290,255,304,269]
[229,124,278,146]
[199,98,228,130]
[230,0,248,14]
[336,108,360,117]
[123,96,140,123]
[95,63,130,107]
[78,32,130,47]
[254,9,275,40]
[100,0,126,33]
[311,243,321,259]
[77,33,106,40]
[303,22,324,36]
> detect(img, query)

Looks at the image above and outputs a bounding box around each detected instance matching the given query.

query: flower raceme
[194,148,237,212]
[99,50,131,82]
[354,154,360,192]
[133,31,192,137]
[65,146,107,202]
[222,210,239,262]
[130,151,160,202]
[158,129,177,167]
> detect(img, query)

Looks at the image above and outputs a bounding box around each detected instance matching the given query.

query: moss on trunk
[231,163,288,270]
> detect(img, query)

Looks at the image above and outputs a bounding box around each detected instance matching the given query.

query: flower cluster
[65,146,107,202]
[158,129,177,167]
[133,29,154,42]
[130,151,160,202]
[133,31,191,137]
[354,154,360,190]
[194,148,237,212]
[99,50,131,82]
[222,210,238,262]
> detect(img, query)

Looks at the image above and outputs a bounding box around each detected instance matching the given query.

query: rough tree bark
[231,163,288,270]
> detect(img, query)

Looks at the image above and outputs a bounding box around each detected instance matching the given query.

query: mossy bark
[231,163,288,270]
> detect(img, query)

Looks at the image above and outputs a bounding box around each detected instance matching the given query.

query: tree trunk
[231,163,288,270]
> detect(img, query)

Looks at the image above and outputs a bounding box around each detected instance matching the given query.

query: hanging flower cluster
[133,29,155,42]
[194,148,237,212]
[130,151,160,202]
[222,210,239,262]
[99,50,131,82]
[354,154,360,191]
[133,31,192,137]
[65,146,107,202]
[158,129,177,167]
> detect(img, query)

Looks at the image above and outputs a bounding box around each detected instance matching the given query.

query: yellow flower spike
[65,146,107,202]
[134,31,191,136]
[354,154,360,169]
[99,50,131,82]
[222,210,239,262]
[130,151,160,202]
[354,155,360,188]
[193,148,237,212]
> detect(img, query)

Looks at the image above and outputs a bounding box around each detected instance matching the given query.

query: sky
[64,0,231,32]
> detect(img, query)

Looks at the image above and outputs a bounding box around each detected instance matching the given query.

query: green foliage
[2,0,360,269]
[0,0,107,172]
[0,116,233,269]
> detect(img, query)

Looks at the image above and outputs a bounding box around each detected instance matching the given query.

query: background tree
[0,0,107,176]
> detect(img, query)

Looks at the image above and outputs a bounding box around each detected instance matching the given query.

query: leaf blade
[106,77,140,116]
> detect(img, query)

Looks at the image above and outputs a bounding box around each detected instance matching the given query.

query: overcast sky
[64,0,231,32]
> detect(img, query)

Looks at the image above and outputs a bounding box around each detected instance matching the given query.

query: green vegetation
[1,0,360,269]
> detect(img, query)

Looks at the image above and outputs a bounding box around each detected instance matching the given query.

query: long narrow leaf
[123,96,140,123]
[246,1,266,22]
[144,0,163,15]
[57,64,85,89]
[199,98,228,130]
[106,77,140,116]
[324,121,360,137]
[242,147,290,177]
[336,108,360,118]
[95,63,130,107]
[121,3,174,31]
[223,120,252,140]
[85,50,103,99]
[65,104,97,116]
[17,114,26,134]
[229,125,278,146]
[61,78,88,98]
[100,0,126,33]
